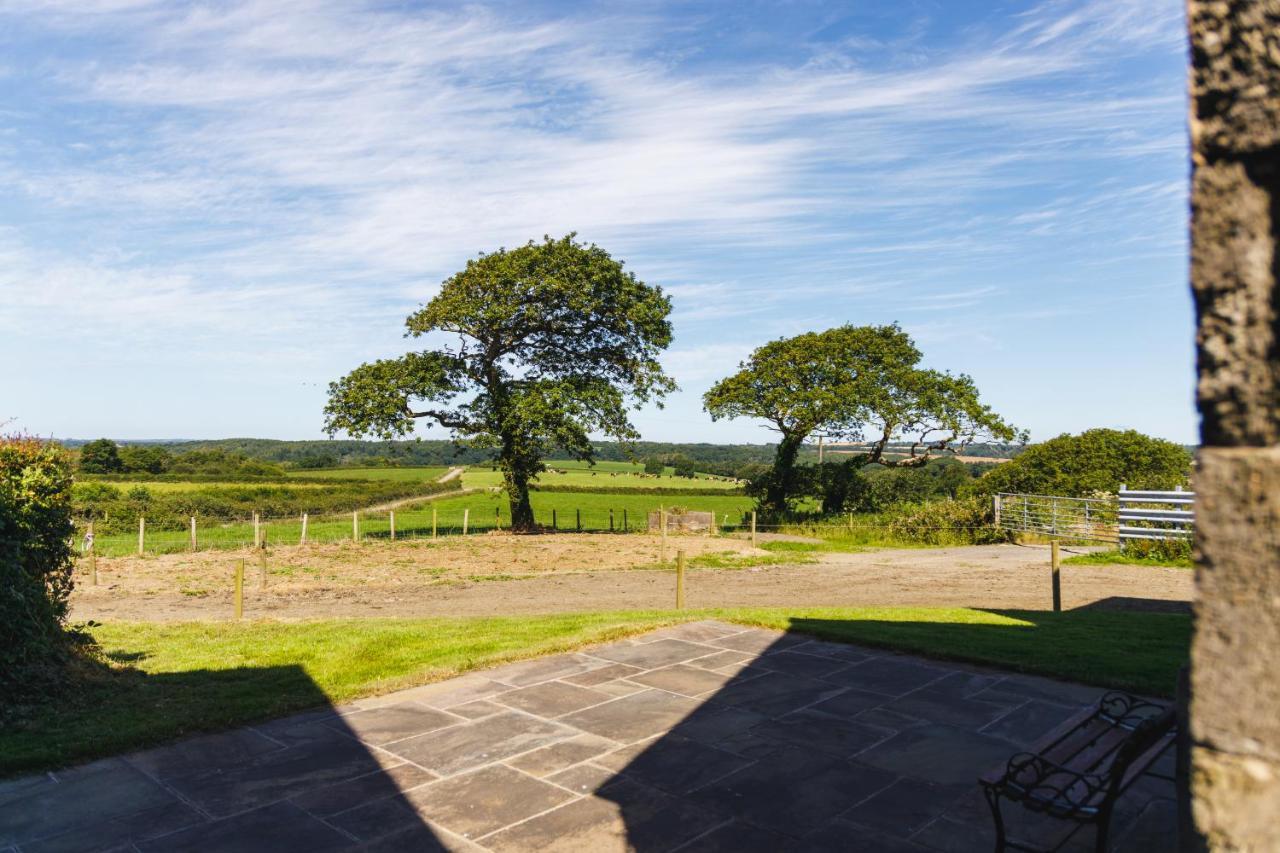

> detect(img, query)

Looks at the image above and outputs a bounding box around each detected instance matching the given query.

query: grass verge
[1062,549,1193,569]
[1,607,1188,775]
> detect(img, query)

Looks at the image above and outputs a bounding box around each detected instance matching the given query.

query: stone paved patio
[0,621,1177,852]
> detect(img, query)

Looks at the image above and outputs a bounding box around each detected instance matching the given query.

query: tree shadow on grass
[0,663,449,851]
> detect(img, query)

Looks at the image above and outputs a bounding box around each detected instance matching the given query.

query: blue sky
[0,0,1193,445]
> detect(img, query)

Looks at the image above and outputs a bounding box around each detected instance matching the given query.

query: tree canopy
[325,235,675,528]
[704,324,1021,515]
[77,438,121,474]
[968,429,1192,497]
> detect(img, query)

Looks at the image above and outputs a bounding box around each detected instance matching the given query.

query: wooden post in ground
[847,512,853,532]
[463,508,470,535]
[300,513,308,545]
[576,508,581,531]
[750,511,757,548]
[495,507,501,529]
[190,516,197,552]
[88,521,97,586]
[623,508,628,532]
[993,494,1002,529]
[1051,540,1062,612]
[234,559,244,620]
[660,507,668,564]
[708,510,715,537]
[676,550,686,609]
[552,509,557,530]
[137,515,145,556]
[390,510,396,541]
[432,507,438,540]
[253,512,260,548]
[258,546,267,590]
[352,511,359,542]
[609,508,615,532]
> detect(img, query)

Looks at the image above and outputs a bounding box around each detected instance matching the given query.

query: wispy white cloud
[0,0,1192,440]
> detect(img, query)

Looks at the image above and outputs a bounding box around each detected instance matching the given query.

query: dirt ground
[69,534,1194,622]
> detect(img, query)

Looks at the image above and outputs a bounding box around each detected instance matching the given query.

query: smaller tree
[643,458,665,476]
[704,324,1021,516]
[119,444,171,475]
[78,438,122,474]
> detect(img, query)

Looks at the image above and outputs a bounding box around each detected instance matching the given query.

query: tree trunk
[764,433,803,518]
[504,466,536,531]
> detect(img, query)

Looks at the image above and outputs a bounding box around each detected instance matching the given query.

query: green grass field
[461,461,740,491]
[84,488,756,556]
[81,479,336,493]
[1,607,1190,774]
[287,466,449,482]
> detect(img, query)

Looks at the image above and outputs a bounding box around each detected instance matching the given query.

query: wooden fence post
[609,508,615,532]
[234,559,244,620]
[676,550,686,609]
[258,547,267,590]
[432,506,438,540]
[993,494,1002,529]
[463,508,470,535]
[552,508,557,530]
[1051,540,1062,612]
[353,510,359,542]
[495,507,501,529]
[189,516,197,552]
[300,513,308,545]
[750,510,757,548]
[708,510,715,537]
[390,510,396,541]
[253,512,260,548]
[576,508,581,531]
[623,508,628,532]
[137,515,145,556]
[89,521,98,586]
[660,507,668,563]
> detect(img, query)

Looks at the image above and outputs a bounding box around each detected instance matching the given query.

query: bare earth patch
[70,538,1192,622]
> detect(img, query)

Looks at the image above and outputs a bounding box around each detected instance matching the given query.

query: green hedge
[530,484,745,497]
[1,438,78,705]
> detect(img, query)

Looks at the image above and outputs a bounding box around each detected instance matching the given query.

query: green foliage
[968,429,1192,497]
[1,438,79,705]
[118,445,171,475]
[882,497,1007,545]
[705,324,1020,517]
[77,438,122,474]
[326,235,676,529]
[642,458,665,476]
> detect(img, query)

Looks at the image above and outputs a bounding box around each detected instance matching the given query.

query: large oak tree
[324,235,675,530]
[703,324,1021,516]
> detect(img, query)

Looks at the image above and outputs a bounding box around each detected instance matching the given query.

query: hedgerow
[1,438,79,705]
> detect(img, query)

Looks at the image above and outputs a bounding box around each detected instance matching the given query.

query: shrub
[77,438,122,474]
[969,429,1191,497]
[1120,537,1193,563]
[1,438,78,703]
[884,497,1007,546]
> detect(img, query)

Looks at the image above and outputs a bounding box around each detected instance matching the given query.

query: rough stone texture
[1188,2,1280,850]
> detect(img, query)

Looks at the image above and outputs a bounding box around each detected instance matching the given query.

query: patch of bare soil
[69,539,1193,623]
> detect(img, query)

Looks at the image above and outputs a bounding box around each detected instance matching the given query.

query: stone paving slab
[0,621,1177,852]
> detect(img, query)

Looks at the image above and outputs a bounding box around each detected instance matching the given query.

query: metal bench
[979,691,1176,852]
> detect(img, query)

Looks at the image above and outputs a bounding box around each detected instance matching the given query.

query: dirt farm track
[69,535,1193,622]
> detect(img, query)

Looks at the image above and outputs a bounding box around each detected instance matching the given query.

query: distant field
[462,460,740,491]
[288,467,449,482]
[80,480,332,493]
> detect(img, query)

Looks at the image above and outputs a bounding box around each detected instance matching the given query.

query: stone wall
[1187,1,1280,849]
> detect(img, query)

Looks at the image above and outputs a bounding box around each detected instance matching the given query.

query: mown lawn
[1,607,1189,776]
